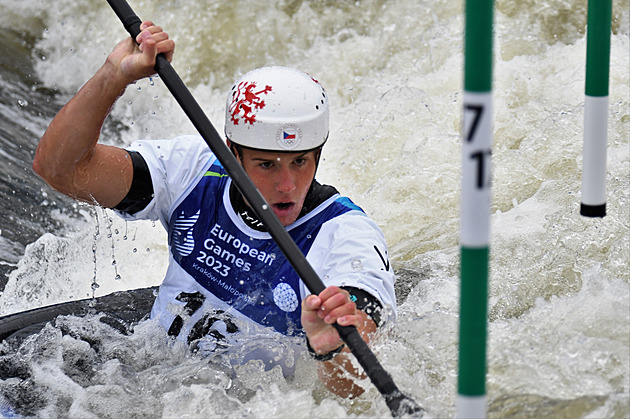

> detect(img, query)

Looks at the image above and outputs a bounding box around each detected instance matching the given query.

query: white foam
[1,0,628,417]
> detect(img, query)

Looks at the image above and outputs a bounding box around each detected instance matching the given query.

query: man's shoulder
[317,199,383,240]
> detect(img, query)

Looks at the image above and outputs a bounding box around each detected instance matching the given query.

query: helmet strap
[227,139,244,162]
[313,147,322,171]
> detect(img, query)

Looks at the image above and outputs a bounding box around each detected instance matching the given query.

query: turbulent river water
[0,0,628,417]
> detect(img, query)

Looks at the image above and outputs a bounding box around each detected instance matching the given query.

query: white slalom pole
[581,96,609,215]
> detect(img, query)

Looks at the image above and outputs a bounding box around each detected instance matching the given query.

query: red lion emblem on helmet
[229,81,272,125]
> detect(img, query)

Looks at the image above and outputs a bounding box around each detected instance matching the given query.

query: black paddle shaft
[105,1,423,416]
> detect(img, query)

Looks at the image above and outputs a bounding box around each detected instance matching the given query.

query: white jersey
[116,135,397,372]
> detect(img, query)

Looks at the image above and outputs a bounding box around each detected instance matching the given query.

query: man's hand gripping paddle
[105,1,424,416]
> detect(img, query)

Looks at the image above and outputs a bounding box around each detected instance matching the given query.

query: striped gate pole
[580,0,612,217]
[457,0,493,417]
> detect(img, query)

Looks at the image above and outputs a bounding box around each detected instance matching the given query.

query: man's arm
[301,286,379,398]
[33,21,174,208]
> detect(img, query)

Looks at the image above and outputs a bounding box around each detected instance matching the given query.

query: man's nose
[276,166,296,193]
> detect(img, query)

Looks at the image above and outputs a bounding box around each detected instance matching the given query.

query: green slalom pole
[458,0,493,417]
[580,0,612,217]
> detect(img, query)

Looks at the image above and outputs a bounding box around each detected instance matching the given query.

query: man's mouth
[274,202,294,211]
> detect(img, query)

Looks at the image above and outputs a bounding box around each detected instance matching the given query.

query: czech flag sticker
[276,125,302,149]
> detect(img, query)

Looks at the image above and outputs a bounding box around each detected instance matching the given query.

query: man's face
[237,147,318,226]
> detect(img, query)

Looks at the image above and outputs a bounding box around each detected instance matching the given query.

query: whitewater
[0,0,628,417]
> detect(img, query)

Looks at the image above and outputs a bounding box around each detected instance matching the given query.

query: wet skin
[234,146,318,227]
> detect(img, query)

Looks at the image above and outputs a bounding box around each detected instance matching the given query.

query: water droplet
[133,248,137,253]
[351,259,364,272]
[91,282,100,290]
[115,274,121,280]
[262,204,268,210]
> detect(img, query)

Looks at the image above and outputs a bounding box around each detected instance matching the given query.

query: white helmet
[225,66,329,152]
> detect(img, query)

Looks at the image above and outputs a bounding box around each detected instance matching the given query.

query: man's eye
[260,162,273,169]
